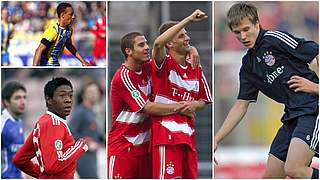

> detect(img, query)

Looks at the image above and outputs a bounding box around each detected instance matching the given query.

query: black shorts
[269,114,319,162]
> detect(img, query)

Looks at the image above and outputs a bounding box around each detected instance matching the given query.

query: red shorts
[152,144,198,179]
[108,153,151,179]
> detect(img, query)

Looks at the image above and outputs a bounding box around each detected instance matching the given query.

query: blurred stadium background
[214,1,319,178]
[108,1,213,178]
[1,68,106,178]
[1,1,106,66]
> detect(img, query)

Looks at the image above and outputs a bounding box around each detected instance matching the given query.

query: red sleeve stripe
[120,67,146,109]
[57,140,83,161]
[201,72,213,102]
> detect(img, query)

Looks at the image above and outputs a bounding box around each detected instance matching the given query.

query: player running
[32,3,89,66]
[214,3,319,179]
[13,77,88,178]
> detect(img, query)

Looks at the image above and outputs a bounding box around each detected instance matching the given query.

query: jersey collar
[2,108,21,122]
[253,28,268,50]
[46,111,67,124]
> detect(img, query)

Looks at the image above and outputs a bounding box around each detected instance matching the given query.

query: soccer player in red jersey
[13,77,88,179]
[151,9,213,178]
[108,32,196,179]
[90,15,106,65]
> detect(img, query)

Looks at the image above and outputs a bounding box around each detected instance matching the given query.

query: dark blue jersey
[1,109,24,179]
[238,28,318,122]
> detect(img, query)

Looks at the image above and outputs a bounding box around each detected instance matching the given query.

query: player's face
[63,7,75,26]
[5,89,26,117]
[130,36,150,63]
[50,85,73,118]
[231,17,260,49]
[1,8,9,21]
[170,28,191,55]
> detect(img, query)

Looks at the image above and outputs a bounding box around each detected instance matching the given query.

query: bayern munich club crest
[166,161,175,175]
[263,51,276,66]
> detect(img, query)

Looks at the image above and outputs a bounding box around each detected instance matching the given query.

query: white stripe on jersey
[310,116,319,150]
[58,141,83,161]
[120,67,146,109]
[160,121,195,136]
[154,95,177,104]
[169,70,199,92]
[124,131,150,146]
[264,31,298,49]
[108,156,115,179]
[159,145,166,179]
[201,72,213,102]
[115,111,147,124]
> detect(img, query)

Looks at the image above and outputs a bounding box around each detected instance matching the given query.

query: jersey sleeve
[237,66,259,102]
[12,133,40,178]
[37,121,86,174]
[41,25,57,43]
[265,31,318,64]
[114,69,149,112]
[198,68,213,103]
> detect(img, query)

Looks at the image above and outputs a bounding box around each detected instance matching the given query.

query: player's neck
[48,108,66,119]
[125,58,143,72]
[6,108,20,120]
[58,20,68,28]
[170,51,186,66]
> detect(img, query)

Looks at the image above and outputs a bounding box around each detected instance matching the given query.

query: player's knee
[284,162,304,178]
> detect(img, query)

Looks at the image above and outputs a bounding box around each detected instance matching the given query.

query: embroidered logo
[54,140,63,150]
[166,161,175,175]
[263,51,276,66]
[131,90,140,99]
[306,135,311,141]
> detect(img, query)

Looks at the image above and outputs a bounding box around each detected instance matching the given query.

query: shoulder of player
[37,113,66,128]
[263,30,298,49]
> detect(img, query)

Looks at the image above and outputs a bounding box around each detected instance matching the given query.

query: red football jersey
[151,54,213,151]
[108,63,152,156]
[13,111,87,179]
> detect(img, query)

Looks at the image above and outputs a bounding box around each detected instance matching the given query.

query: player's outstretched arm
[214,100,250,164]
[65,42,90,66]
[152,9,207,66]
[33,43,47,66]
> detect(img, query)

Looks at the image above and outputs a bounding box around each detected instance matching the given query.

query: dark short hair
[227,3,259,30]
[57,2,72,18]
[44,77,73,100]
[120,32,144,58]
[159,21,178,35]
[2,81,26,102]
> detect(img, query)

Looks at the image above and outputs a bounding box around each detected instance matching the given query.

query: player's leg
[182,145,198,178]
[284,115,318,179]
[107,155,135,179]
[263,154,286,178]
[152,144,183,179]
[263,125,291,178]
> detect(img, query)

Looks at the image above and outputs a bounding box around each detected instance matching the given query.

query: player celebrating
[1,82,26,178]
[108,32,196,179]
[13,77,88,178]
[32,3,89,66]
[214,3,318,179]
[151,9,213,178]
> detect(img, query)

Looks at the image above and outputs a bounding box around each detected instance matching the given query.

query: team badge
[263,51,276,66]
[131,90,140,99]
[166,161,175,175]
[54,139,63,150]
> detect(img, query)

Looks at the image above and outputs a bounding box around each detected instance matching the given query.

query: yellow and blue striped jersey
[1,22,13,54]
[40,21,73,66]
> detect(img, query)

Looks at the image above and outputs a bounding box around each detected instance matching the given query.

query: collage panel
[108,1,213,179]
[1,68,106,178]
[1,1,106,67]
[214,1,319,179]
